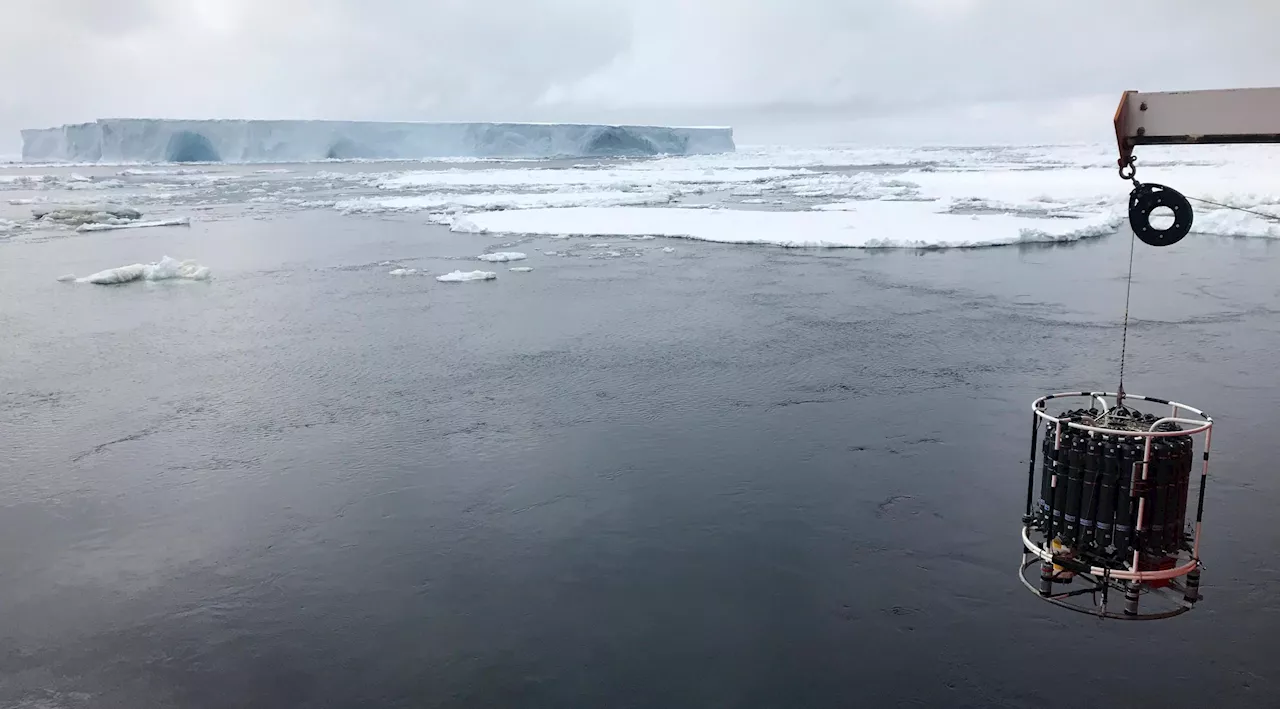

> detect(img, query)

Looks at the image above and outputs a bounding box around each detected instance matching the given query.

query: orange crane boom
[1115,87,1280,171]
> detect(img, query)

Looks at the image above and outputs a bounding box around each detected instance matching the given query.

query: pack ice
[22,119,736,163]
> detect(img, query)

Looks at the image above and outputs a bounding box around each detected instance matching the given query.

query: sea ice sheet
[452,203,1124,249]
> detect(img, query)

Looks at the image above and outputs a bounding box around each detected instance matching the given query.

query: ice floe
[453,203,1125,249]
[35,205,142,226]
[77,217,192,233]
[62,256,211,284]
[436,270,497,282]
[477,252,527,262]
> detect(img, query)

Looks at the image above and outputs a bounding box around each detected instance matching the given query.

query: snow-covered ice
[1193,209,1280,239]
[508,266,534,273]
[477,252,527,262]
[22,119,735,162]
[77,217,192,233]
[662,246,676,253]
[436,270,497,283]
[64,256,212,284]
[452,203,1125,249]
[388,268,420,275]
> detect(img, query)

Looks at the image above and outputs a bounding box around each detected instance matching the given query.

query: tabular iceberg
[21,119,736,163]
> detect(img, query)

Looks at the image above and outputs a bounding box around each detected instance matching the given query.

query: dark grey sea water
[4,169,1280,707]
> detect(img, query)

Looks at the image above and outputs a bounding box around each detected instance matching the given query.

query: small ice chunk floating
[1019,391,1212,620]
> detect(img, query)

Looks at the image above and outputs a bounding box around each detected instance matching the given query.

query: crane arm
[1114,87,1280,170]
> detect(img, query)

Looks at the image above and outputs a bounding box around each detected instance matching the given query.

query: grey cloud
[2,0,1278,153]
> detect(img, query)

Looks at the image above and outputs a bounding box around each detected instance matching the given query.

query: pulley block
[1128,183,1193,247]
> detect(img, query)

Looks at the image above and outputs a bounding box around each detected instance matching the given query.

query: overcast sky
[2,0,1278,152]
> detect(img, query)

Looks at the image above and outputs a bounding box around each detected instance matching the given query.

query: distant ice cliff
[21,119,735,163]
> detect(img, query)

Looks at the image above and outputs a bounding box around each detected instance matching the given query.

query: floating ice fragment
[508,266,534,273]
[35,205,142,226]
[388,268,419,276]
[477,252,527,263]
[436,270,497,283]
[65,256,211,284]
[76,217,191,233]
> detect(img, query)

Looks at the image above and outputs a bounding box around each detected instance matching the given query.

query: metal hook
[1118,156,1137,181]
